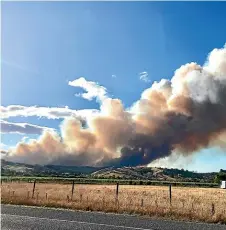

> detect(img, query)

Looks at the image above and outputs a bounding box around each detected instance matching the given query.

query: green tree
[214,171,226,184]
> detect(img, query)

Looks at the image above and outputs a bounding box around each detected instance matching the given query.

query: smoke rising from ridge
[3,45,226,166]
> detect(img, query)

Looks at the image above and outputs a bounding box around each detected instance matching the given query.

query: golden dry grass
[1,182,226,223]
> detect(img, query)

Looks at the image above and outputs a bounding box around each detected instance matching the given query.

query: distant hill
[1,160,99,177]
[1,159,218,183]
[91,166,216,182]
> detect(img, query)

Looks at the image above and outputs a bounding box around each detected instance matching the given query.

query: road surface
[1,204,225,230]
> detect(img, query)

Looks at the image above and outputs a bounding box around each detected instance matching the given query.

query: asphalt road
[1,205,225,230]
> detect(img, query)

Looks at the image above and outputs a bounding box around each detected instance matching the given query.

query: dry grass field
[1,182,226,223]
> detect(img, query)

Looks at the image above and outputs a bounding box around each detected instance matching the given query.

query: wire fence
[1,180,226,223]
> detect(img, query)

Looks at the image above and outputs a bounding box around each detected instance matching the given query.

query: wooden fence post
[115,182,119,204]
[155,199,158,208]
[102,196,105,206]
[116,183,119,198]
[212,203,215,216]
[46,193,48,200]
[169,184,172,205]
[32,180,36,198]
[71,180,75,200]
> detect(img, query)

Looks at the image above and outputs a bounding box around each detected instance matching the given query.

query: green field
[1,176,219,188]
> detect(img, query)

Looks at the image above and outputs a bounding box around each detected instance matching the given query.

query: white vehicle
[220,181,226,189]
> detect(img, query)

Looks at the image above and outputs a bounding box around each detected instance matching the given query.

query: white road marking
[2,214,153,230]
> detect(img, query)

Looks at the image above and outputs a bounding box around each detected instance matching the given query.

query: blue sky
[1,2,226,172]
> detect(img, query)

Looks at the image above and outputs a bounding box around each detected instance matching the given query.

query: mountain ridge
[1,159,219,183]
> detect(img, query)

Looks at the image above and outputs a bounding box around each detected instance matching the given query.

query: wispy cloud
[112,75,117,78]
[0,105,98,120]
[1,60,39,75]
[139,71,151,83]
[68,77,108,102]
[0,120,55,135]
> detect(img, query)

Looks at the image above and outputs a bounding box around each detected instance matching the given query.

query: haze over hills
[1,160,218,183]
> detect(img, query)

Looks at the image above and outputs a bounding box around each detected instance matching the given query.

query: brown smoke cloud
[4,45,226,166]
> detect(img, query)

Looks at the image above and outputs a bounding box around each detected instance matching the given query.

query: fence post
[169,184,172,205]
[115,182,119,205]
[46,193,48,200]
[141,198,144,207]
[32,180,36,198]
[71,180,75,200]
[27,191,30,199]
[102,196,105,206]
[155,199,158,208]
[116,182,119,198]
[212,203,215,216]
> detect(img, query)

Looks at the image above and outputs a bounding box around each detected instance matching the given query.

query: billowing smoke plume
[3,45,226,166]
